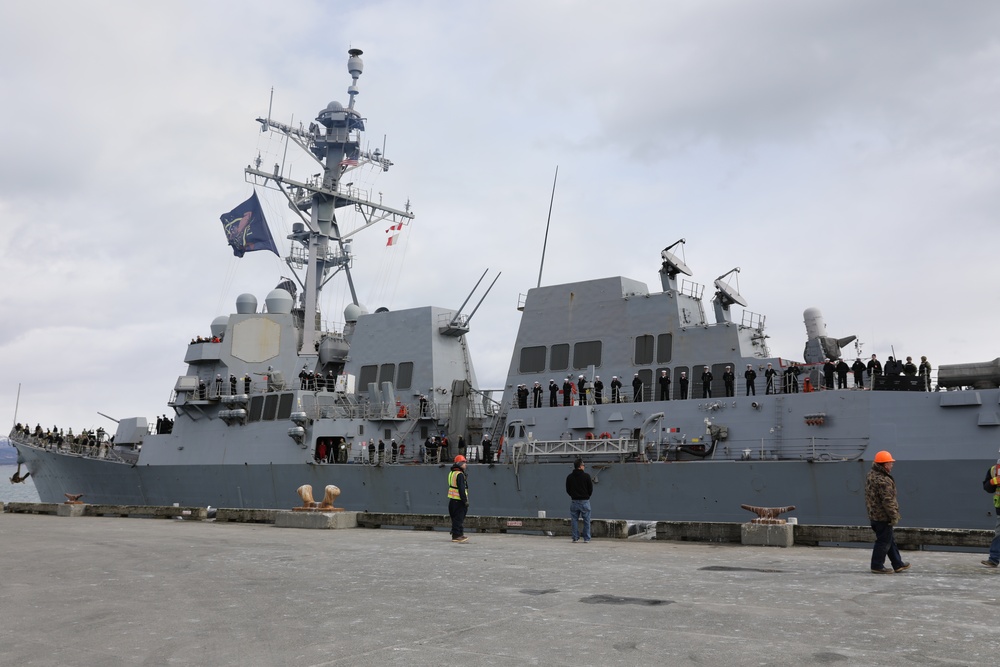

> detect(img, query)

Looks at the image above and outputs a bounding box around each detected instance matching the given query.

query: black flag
[220,191,279,258]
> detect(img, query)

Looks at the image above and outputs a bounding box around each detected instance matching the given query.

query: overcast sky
[2,1,1000,432]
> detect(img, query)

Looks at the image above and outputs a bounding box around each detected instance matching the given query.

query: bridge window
[263,394,279,421]
[550,344,570,371]
[397,362,413,389]
[378,363,395,385]
[656,333,673,363]
[519,346,546,373]
[359,365,377,389]
[573,341,602,369]
[277,393,294,420]
[634,335,654,365]
[248,395,264,422]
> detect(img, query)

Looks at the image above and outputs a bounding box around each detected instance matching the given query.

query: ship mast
[245,48,415,355]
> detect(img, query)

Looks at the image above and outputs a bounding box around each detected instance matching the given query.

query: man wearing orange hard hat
[865,450,910,574]
[447,454,470,544]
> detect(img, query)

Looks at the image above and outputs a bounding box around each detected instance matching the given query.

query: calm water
[0,464,41,503]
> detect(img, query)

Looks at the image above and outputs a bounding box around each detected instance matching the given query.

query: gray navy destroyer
[11,49,1000,529]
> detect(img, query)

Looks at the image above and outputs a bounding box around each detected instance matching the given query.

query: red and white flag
[385,222,404,246]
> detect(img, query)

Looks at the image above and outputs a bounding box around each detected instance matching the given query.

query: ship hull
[14,442,993,529]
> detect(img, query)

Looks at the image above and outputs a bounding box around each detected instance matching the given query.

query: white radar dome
[236,293,258,314]
[344,303,369,323]
[265,289,294,315]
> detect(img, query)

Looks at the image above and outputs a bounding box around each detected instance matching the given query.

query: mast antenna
[12,382,20,428]
[536,165,559,288]
[263,87,274,132]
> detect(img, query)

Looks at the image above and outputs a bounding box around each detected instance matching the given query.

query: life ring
[585,432,594,440]
[599,432,612,440]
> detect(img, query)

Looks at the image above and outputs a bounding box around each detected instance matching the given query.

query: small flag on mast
[219,191,279,258]
[339,148,360,168]
[386,222,403,247]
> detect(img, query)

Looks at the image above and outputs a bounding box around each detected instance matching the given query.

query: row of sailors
[314,434,490,465]
[194,371,337,398]
[298,368,338,391]
[189,335,223,344]
[12,423,109,449]
[514,356,934,407]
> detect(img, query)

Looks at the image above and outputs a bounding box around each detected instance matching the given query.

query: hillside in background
[0,438,16,463]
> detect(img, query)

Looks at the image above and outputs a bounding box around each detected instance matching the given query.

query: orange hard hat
[874,450,895,464]
[453,455,467,464]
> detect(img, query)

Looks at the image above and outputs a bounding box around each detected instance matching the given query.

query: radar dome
[344,303,369,323]
[210,316,229,338]
[236,293,258,314]
[265,289,294,315]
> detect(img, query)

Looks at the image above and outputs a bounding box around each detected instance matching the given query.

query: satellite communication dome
[344,303,369,323]
[235,293,258,314]
[265,289,294,315]
[210,316,229,338]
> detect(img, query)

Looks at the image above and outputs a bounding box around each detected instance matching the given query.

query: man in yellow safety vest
[448,455,469,543]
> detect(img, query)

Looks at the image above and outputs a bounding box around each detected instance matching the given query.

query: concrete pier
[0,512,997,666]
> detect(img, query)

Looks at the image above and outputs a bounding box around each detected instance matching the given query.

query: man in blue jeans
[864,450,909,574]
[566,458,593,543]
[981,460,1000,567]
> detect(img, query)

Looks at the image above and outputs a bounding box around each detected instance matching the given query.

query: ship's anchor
[740,504,796,524]
[8,463,30,484]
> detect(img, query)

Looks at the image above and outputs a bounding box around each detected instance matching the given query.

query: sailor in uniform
[658,370,671,400]
[610,376,622,403]
[744,365,757,396]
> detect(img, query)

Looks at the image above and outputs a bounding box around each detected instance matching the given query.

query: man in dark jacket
[982,461,1000,567]
[632,374,643,402]
[565,458,594,543]
[823,359,836,390]
[836,359,850,389]
[722,366,735,397]
[701,367,713,398]
[866,354,883,389]
[447,455,470,543]
[865,450,909,573]
[532,381,543,408]
[851,358,866,388]
[744,365,757,396]
[658,370,671,401]
[610,376,622,403]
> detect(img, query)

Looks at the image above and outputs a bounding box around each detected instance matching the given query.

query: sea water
[0,464,41,503]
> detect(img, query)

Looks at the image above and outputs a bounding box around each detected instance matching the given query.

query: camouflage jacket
[865,463,900,524]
